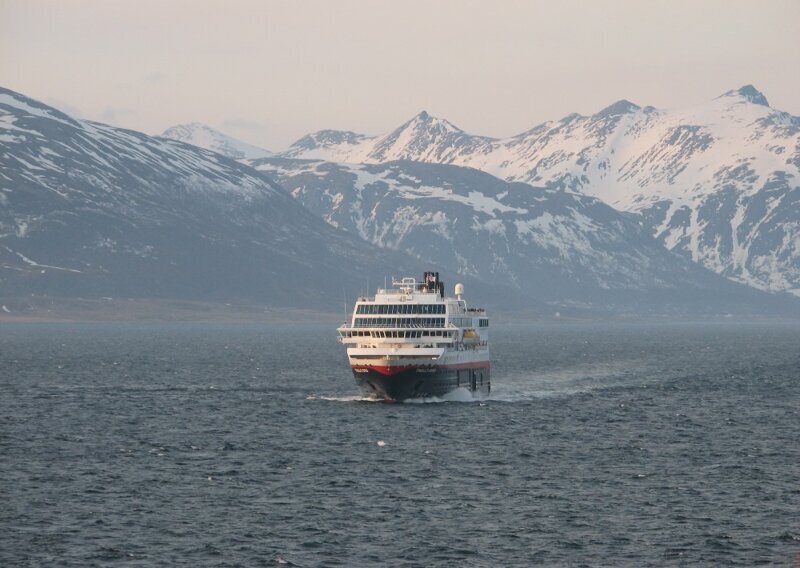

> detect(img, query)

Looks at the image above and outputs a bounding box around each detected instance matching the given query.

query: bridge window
[356,304,446,315]
[353,317,446,328]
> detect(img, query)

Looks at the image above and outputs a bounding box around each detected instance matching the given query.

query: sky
[1,0,799,150]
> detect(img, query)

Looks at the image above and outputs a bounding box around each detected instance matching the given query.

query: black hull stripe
[353,367,491,401]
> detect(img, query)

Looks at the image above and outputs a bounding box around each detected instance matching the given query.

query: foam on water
[487,359,662,402]
[309,387,485,404]
[402,387,479,404]
[306,394,381,403]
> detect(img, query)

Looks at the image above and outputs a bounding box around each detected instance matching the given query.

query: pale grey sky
[2,0,798,150]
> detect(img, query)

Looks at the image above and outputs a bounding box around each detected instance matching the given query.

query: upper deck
[337,272,489,353]
[340,272,487,331]
[364,275,445,303]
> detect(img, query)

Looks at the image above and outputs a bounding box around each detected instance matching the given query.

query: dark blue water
[1,322,798,566]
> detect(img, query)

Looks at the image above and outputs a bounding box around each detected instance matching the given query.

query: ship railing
[348,323,447,329]
[338,326,456,335]
[338,323,452,330]
[378,276,415,295]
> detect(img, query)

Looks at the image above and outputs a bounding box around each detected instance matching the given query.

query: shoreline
[1,296,798,325]
[0,296,346,324]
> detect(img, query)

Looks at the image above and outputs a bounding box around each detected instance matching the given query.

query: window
[449,317,476,328]
[353,316,446,328]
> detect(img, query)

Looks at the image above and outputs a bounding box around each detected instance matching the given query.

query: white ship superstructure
[337,272,489,400]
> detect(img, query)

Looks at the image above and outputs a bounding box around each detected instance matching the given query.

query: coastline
[2,295,798,325]
[0,296,346,324]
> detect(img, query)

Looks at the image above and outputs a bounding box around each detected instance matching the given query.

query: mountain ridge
[0,87,438,309]
[249,156,797,315]
[274,86,800,297]
[11,81,787,316]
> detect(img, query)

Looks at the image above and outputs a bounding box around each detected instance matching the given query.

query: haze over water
[2,322,799,566]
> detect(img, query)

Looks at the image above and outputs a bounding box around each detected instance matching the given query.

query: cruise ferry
[337,272,490,401]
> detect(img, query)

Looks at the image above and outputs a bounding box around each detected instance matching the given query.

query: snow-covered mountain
[161,122,273,160]
[0,88,420,308]
[279,86,800,297]
[2,85,796,315]
[250,157,794,314]
[281,112,495,164]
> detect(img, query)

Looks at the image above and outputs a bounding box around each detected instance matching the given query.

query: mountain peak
[594,99,641,119]
[162,122,213,136]
[290,129,366,149]
[398,110,462,133]
[719,85,769,107]
[161,122,272,160]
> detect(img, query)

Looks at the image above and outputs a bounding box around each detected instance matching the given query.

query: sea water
[1,321,798,566]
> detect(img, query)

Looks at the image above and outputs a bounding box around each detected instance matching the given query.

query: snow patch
[6,247,83,273]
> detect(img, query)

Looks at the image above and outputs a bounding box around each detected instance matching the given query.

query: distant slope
[279,86,800,297]
[0,87,423,309]
[161,122,273,160]
[251,157,796,315]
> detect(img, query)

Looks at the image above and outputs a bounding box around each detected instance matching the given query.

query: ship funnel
[455,283,464,300]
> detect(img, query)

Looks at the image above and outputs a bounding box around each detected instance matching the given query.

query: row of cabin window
[356,304,446,315]
[353,317,445,328]
[450,317,478,328]
[479,318,489,327]
[348,330,454,338]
